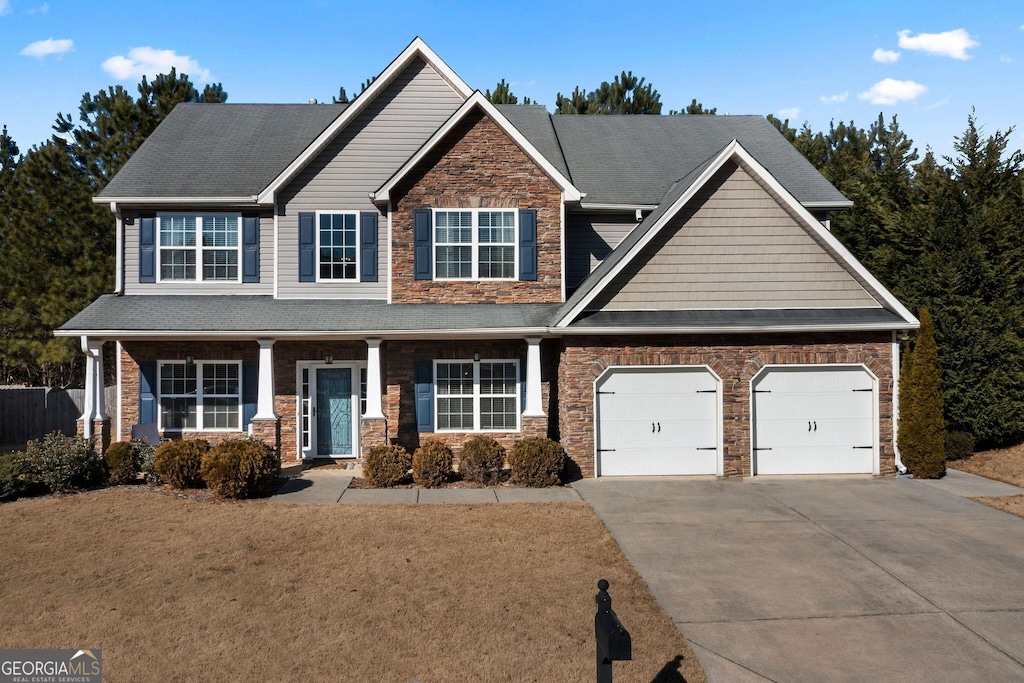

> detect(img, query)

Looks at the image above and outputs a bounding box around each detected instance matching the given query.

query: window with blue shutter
[298,212,315,282]
[242,216,260,283]
[518,209,537,281]
[413,209,433,280]
[139,216,156,283]
[359,212,379,283]
[139,361,157,425]
[414,360,434,432]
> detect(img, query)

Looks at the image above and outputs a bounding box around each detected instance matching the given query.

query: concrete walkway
[575,473,1024,682]
[270,469,582,504]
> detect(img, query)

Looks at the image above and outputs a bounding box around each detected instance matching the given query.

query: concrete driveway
[575,473,1024,682]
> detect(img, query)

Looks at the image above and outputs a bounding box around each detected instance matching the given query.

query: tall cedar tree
[899,307,946,478]
[0,71,226,386]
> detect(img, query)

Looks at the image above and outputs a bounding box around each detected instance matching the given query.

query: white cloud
[0,0,11,16]
[20,37,73,58]
[102,46,211,82]
[873,48,901,63]
[26,2,49,14]
[1001,55,1013,63]
[820,92,849,104]
[777,107,801,119]
[858,78,927,105]
[897,29,978,60]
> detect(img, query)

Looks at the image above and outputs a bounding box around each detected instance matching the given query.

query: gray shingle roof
[58,295,560,334]
[98,104,344,198]
[494,105,571,181]
[550,114,848,207]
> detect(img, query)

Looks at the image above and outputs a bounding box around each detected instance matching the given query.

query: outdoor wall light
[185,354,194,365]
[325,354,334,365]
[473,352,480,362]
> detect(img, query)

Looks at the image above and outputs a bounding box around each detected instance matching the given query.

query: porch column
[523,337,545,417]
[79,336,95,439]
[364,338,385,419]
[254,339,277,419]
[89,339,108,420]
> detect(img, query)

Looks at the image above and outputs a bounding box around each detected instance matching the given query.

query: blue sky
[2,0,1022,162]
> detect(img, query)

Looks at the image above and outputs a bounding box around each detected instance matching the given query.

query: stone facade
[557,333,896,478]
[390,109,563,303]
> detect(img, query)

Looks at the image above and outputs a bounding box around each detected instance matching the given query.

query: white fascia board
[577,202,658,212]
[93,196,259,205]
[373,91,583,204]
[803,200,854,210]
[555,140,919,328]
[54,327,552,340]
[256,37,473,205]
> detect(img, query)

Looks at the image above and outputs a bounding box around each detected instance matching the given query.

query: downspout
[110,202,123,294]
[892,331,908,474]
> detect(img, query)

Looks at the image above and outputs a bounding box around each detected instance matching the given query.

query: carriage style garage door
[595,367,719,476]
[752,366,876,475]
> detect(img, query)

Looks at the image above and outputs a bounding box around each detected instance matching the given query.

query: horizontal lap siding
[565,213,638,287]
[277,58,464,299]
[123,213,274,294]
[594,161,880,310]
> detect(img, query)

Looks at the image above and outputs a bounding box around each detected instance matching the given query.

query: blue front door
[316,368,352,456]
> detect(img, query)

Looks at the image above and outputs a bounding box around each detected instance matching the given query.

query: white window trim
[156,214,242,284]
[432,208,518,281]
[157,360,243,432]
[433,358,520,433]
[315,210,361,283]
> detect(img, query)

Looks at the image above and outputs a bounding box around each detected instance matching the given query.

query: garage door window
[435,360,519,432]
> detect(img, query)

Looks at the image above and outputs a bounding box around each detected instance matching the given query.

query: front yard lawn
[950,444,1024,520]
[0,490,703,682]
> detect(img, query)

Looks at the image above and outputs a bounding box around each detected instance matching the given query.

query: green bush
[364,444,411,488]
[459,435,506,485]
[22,432,105,493]
[0,452,27,499]
[945,431,975,461]
[508,437,565,487]
[154,439,208,489]
[412,439,453,488]
[104,441,140,485]
[200,438,280,499]
[135,440,160,485]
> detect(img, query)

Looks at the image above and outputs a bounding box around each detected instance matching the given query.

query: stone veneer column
[93,418,112,454]
[360,418,388,457]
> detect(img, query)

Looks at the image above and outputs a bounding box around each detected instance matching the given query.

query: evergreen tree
[332,87,350,104]
[484,79,532,105]
[555,71,661,114]
[899,307,946,478]
[669,99,717,115]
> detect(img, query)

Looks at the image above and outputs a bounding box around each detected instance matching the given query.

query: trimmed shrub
[508,437,565,487]
[899,307,946,479]
[364,444,411,488]
[945,431,975,461]
[21,432,105,493]
[154,439,208,489]
[135,440,161,485]
[412,439,453,488]
[104,441,140,485]
[201,438,281,499]
[0,452,27,499]
[459,435,506,485]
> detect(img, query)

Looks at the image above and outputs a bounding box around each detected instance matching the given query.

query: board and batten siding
[123,212,274,295]
[591,161,881,310]
[565,212,638,288]
[277,57,465,299]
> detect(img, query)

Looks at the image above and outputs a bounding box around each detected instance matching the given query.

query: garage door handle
[652,422,655,433]
[814,421,817,432]
[808,421,811,432]
[657,422,661,433]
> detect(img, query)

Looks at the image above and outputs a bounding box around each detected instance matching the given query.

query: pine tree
[900,307,946,478]
[555,72,661,114]
[669,99,717,115]
[484,79,532,105]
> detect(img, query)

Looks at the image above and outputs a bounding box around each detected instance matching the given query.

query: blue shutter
[242,361,258,428]
[139,216,156,283]
[414,360,434,433]
[242,216,260,283]
[413,209,432,280]
[519,209,537,281]
[139,361,157,425]
[359,211,379,282]
[298,212,316,282]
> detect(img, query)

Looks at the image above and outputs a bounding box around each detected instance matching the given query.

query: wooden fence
[0,386,117,444]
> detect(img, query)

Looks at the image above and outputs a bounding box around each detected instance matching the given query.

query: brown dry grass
[949,443,1024,488]
[0,490,703,682]
[971,495,1024,519]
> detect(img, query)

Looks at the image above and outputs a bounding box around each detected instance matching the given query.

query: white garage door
[596,367,719,476]
[752,366,876,475]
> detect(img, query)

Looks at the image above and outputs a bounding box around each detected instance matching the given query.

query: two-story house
[57,38,918,478]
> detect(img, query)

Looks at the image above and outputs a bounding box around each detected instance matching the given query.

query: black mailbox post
[595,579,631,683]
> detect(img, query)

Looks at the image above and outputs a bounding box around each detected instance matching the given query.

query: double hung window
[158,215,240,282]
[158,361,241,431]
[434,209,516,280]
[318,213,358,280]
[435,360,519,431]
